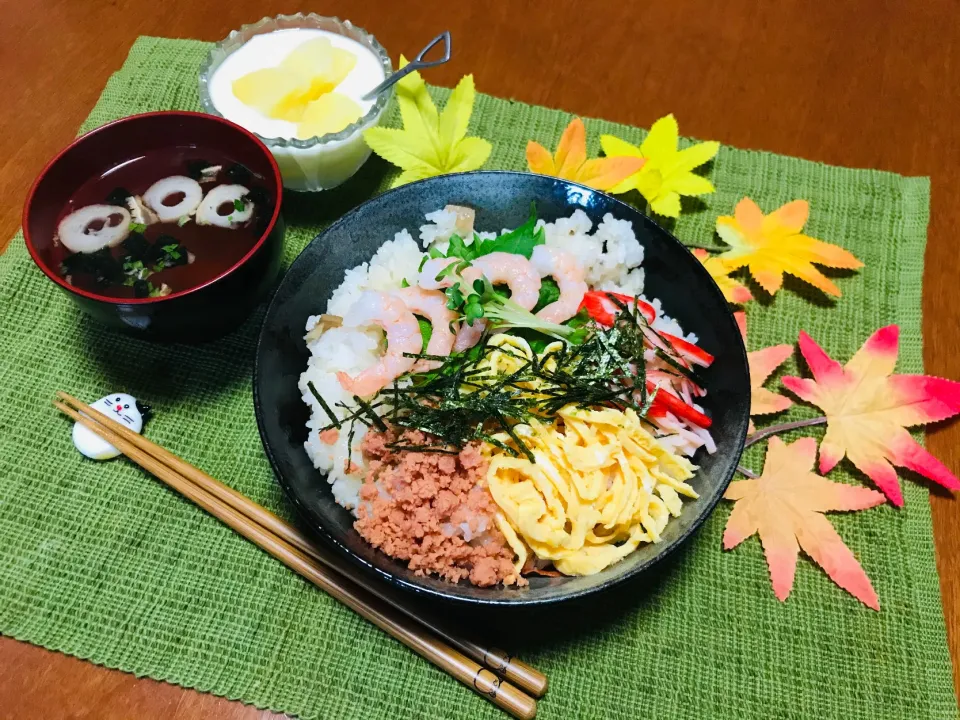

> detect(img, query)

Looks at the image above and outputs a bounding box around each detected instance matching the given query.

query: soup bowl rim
[22,110,284,306]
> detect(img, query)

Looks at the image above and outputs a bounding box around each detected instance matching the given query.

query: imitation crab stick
[578,291,656,326]
[646,381,713,428]
[659,332,715,368]
[580,291,713,367]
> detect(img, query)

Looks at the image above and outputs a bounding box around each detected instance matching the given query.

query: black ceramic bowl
[254,171,749,606]
[23,111,285,342]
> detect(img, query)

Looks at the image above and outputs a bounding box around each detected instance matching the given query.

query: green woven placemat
[0,36,954,719]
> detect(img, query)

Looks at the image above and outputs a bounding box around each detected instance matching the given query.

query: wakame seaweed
[225,162,252,185]
[121,232,150,260]
[105,187,131,206]
[60,248,124,286]
[185,159,212,181]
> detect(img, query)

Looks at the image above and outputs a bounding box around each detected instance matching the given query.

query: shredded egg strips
[473,334,699,576]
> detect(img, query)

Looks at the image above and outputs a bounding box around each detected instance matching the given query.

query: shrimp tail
[336,371,364,396]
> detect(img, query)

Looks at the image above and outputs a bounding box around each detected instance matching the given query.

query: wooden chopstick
[55,392,546,698]
[55,392,545,699]
[55,394,542,719]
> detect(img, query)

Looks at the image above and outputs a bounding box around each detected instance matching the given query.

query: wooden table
[2,0,958,716]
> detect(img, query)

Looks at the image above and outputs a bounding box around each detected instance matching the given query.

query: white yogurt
[210,29,387,191]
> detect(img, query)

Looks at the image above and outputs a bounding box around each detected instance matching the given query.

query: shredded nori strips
[321,296,700,458]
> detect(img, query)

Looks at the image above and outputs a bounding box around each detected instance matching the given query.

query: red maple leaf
[782,325,960,506]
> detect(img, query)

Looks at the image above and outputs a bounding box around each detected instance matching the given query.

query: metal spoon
[362,31,452,101]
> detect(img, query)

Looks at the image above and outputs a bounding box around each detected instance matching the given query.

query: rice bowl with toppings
[297,202,723,588]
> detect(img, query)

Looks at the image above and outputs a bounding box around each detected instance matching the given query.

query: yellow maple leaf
[599,114,719,218]
[716,198,863,297]
[526,118,645,191]
[691,248,752,304]
[363,56,492,186]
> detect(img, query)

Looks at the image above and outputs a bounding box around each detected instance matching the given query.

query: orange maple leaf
[716,198,863,297]
[734,311,792,433]
[782,325,960,507]
[692,248,753,304]
[526,117,645,191]
[724,436,886,609]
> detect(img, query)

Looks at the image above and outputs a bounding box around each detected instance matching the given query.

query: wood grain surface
[2,0,958,717]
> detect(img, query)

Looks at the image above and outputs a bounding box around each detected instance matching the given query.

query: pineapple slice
[282,39,357,98]
[296,93,364,139]
[232,67,310,121]
[331,48,358,83]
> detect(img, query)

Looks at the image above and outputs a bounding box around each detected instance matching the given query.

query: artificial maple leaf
[716,198,863,297]
[734,311,793,432]
[781,325,960,507]
[733,310,747,338]
[692,248,752,304]
[526,117,645,191]
[363,56,491,186]
[724,436,885,609]
[599,114,719,218]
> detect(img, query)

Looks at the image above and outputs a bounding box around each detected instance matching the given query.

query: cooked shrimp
[418,258,466,290]
[417,252,541,349]
[419,254,541,311]
[471,253,541,310]
[531,245,588,323]
[414,259,486,351]
[454,318,487,352]
[336,291,422,397]
[394,286,456,370]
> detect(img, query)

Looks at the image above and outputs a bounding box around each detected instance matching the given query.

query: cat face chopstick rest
[72,393,147,460]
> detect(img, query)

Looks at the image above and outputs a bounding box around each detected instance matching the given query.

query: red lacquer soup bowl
[23,111,285,342]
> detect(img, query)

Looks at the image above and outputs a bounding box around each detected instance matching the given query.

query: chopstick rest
[71,392,149,460]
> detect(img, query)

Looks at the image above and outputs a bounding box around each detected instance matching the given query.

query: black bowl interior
[254,171,749,606]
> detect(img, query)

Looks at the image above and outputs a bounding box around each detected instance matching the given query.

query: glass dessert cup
[199,14,393,192]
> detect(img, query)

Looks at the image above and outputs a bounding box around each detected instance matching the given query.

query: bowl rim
[197,13,394,150]
[254,169,750,606]
[22,110,284,306]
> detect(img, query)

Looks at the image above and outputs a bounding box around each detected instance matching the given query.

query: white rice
[301,207,705,512]
[538,210,645,295]
[643,295,699,344]
[300,230,422,508]
[327,230,422,316]
[300,326,377,509]
[419,208,645,295]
